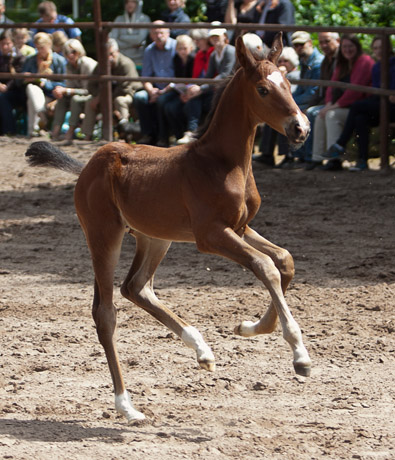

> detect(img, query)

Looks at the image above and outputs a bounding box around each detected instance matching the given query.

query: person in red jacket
[311,34,374,171]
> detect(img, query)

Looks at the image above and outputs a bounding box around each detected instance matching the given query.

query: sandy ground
[0,135,394,460]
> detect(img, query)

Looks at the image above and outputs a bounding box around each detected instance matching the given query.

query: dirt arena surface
[0,135,394,460]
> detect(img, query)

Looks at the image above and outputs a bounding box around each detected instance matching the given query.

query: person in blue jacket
[161,0,191,38]
[30,1,82,40]
[22,32,66,137]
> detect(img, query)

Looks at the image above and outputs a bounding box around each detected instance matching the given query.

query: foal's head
[236,33,310,149]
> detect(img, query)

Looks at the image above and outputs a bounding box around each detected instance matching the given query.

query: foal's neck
[200,71,257,173]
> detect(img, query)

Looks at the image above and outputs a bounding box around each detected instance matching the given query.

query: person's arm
[225,0,237,24]
[335,56,374,108]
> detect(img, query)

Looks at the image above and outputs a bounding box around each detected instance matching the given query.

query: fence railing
[1,2,394,169]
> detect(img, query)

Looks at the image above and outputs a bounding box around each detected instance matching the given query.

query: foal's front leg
[235,226,293,337]
[197,226,311,377]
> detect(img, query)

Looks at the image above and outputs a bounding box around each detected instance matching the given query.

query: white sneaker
[177,131,195,145]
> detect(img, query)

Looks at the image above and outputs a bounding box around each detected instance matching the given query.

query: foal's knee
[276,249,295,286]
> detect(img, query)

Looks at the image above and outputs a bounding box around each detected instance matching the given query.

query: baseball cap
[291,31,311,45]
[208,21,227,37]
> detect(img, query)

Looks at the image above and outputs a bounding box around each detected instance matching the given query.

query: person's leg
[0,92,18,135]
[156,91,176,145]
[113,94,133,122]
[63,94,90,142]
[256,124,276,165]
[311,112,327,163]
[133,90,157,142]
[165,94,185,139]
[25,83,46,136]
[51,96,70,139]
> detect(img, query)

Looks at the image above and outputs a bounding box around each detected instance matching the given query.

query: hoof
[198,359,216,372]
[234,321,256,337]
[293,363,311,377]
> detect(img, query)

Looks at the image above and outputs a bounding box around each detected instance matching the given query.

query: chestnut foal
[26,34,311,423]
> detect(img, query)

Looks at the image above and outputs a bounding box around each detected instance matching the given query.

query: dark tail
[25,141,84,176]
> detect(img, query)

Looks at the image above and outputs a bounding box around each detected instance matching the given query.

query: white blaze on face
[296,110,310,133]
[267,70,284,87]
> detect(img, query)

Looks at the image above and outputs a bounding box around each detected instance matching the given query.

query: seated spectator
[301,31,340,170]
[225,0,261,44]
[255,0,295,48]
[0,0,14,36]
[258,31,323,169]
[176,24,236,145]
[80,38,142,141]
[12,28,36,57]
[133,21,177,145]
[50,39,97,142]
[109,0,151,69]
[323,36,395,172]
[253,45,299,165]
[0,30,26,135]
[310,34,375,171]
[157,34,195,146]
[205,0,228,22]
[163,29,213,142]
[30,1,82,40]
[161,0,191,38]
[22,32,66,137]
[52,30,68,55]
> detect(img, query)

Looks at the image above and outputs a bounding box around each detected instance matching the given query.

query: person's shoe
[156,139,169,148]
[274,156,293,169]
[320,159,343,171]
[59,139,73,146]
[305,161,322,171]
[323,143,345,159]
[137,135,156,145]
[290,158,306,169]
[176,131,195,145]
[252,154,275,167]
[349,161,368,172]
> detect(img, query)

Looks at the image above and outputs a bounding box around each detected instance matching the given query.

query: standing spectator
[50,39,97,142]
[323,36,395,172]
[225,0,261,44]
[302,32,340,169]
[0,0,14,36]
[109,0,151,69]
[176,24,236,144]
[205,0,228,22]
[12,28,36,57]
[161,0,190,38]
[133,21,177,145]
[253,46,299,165]
[22,32,66,137]
[30,1,82,40]
[80,38,142,142]
[256,0,295,48]
[311,34,375,171]
[0,30,26,135]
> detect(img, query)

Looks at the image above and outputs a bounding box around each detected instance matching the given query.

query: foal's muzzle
[285,114,310,149]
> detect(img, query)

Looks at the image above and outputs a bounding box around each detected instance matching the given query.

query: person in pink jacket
[311,34,374,170]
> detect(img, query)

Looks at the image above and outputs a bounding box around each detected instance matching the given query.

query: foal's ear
[268,32,283,65]
[236,35,257,75]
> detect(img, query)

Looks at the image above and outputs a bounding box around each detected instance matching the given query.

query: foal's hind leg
[235,226,294,337]
[78,214,145,423]
[121,231,215,371]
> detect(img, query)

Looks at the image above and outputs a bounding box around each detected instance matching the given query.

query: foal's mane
[194,73,234,141]
[194,53,267,141]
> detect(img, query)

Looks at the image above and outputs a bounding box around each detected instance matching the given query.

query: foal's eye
[257,87,269,97]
